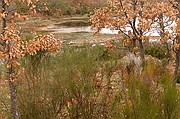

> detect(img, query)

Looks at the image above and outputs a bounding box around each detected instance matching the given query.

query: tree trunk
[164,42,171,61]
[173,35,179,84]
[8,68,19,119]
[132,38,136,48]
[138,39,144,60]
[174,36,180,84]
[1,0,19,118]
[173,0,180,83]
[7,38,19,119]
[158,13,171,60]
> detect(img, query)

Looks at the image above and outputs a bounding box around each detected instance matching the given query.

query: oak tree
[90,0,178,60]
[90,0,179,82]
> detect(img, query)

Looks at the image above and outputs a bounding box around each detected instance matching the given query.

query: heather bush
[145,44,166,59]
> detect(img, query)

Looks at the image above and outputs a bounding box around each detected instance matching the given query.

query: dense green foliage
[145,44,167,59]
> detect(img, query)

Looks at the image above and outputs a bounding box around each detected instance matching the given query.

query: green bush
[145,44,166,59]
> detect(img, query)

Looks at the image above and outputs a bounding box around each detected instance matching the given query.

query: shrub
[145,44,166,59]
